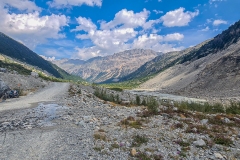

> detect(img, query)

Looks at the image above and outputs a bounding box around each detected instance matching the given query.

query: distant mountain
[121,20,240,82]
[0,32,84,82]
[136,20,240,98]
[53,49,161,83]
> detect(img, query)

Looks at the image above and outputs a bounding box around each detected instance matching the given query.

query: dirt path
[0,82,69,112]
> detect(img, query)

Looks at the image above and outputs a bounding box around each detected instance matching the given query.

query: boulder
[0,79,10,99]
[193,139,206,147]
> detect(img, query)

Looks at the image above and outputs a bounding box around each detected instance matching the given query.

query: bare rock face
[53,49,161,83]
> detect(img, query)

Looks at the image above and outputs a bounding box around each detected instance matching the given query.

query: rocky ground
[0,83,240,160]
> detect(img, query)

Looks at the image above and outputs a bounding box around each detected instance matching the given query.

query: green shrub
[226,102,240,114]
[136,95,141,105]
[131,135,148,147]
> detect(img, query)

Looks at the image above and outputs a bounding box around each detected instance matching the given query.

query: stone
[193,139,206,147]
[180,114,186,119]
[200,119,208,125]
[214,153,223,159]
[222,118,230,123]
[78,121,86,128]
[173,107,178,111]
[130,148,137,156]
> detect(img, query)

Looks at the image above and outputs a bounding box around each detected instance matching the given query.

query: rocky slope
[121,20,240,82]
[53,49,161,83]
[138,20,240,101]
[1,84,239,159]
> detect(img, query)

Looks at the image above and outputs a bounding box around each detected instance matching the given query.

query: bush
[136,95,141,105]
[226,102,240,114]
[131,135,148,147]
[146,97,159,113]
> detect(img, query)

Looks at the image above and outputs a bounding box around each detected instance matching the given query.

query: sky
[0,0,239,61]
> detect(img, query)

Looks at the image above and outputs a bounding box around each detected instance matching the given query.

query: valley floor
[0,83,240,159]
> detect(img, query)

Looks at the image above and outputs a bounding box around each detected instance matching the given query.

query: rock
[120,101,130,105]
[77,121,86,128]
[173,107,178,111]
[214,153,223,159]
[200,119,208,125]
[238,133,240,138]
[180,114,186,119]
[193,139,206,147]
[222,118,230,123]
[130,148,137,156]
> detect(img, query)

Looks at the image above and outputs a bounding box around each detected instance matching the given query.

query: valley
[0,9,240,160]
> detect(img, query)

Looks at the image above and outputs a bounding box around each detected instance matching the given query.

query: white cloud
[153,10,163,14]
[40,55,56,61]
[48,0,102,8]
[100,9,150,30]
[72,9,185,60]
[213,19,227,26]
[0,10,69,49]
[71,17,97,32]
[133,34,184,53]
[160,7,199,27]
[201,26,210,31]
[164,33,184,41]
[0,0,41,12]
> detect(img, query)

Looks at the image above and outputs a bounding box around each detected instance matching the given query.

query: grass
[120,116,143,129]
[134,151,164,160]
[213,135,233,146]
[94,133,106,141]
[131,135,148,147]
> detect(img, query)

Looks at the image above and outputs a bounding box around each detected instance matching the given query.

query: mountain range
[53,49,161,83]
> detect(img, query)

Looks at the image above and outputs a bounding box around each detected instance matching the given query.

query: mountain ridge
[53,49,161,83]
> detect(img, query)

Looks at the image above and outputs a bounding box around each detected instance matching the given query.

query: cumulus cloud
[213,19,227,26]
[0,0,41,12]
[71,17,97,32]
[100,9,150,30]
[160,7,199,27]
[48,0,102,8]
[71,9,185,60]
[0,2,69,49]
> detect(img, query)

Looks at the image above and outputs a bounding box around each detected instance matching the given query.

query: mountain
[53,49,161,83]
[120,20,240,82]
[136,20,240,99]
[0,32,84,82]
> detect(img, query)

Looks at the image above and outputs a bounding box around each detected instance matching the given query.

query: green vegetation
[108,87,123,92]
[131,135,148,147]
[94,87,120,103]
[0,60,31,75]
[120,116,143,129]
[176,102,225,114]
[226,102,240,114]
[213,135,233,146]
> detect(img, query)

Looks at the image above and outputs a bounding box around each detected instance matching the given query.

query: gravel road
[0,82,69,112]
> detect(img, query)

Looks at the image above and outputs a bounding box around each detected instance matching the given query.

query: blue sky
[0,0,239,60]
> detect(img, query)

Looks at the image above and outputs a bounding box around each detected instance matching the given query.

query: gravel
[0,83,240,160]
